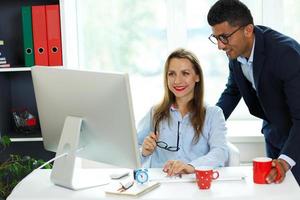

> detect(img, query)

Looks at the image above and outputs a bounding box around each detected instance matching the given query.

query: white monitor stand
[50,116,110,190]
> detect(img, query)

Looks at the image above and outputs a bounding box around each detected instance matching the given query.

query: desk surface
[8,166,300,200]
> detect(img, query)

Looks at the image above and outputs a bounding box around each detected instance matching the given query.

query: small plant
[0,135,52,199]
[0,136,11,150]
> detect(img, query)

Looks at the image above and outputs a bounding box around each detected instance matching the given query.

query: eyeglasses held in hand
[154,121,180,152]
[208,26,245,45]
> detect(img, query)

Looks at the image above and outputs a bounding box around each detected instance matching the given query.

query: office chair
[225,142,240,166]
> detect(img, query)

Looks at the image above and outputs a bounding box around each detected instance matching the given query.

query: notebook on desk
[104,180,160,196]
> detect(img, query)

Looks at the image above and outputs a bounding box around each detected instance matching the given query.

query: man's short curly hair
[207,0,253,27]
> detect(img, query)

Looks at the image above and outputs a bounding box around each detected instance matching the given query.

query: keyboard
[148,168,246,183]
[148,169,195,183]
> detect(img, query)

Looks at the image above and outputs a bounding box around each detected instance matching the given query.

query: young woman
[137,48,228,176]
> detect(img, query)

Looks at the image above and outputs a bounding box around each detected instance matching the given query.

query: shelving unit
[0,0,60,162]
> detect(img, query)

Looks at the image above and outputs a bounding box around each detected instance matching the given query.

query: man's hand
[163,160,195,176]
[141,132,157,157]
[266,159,290,184]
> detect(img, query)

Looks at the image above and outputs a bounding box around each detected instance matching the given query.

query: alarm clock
[134,168,149,184]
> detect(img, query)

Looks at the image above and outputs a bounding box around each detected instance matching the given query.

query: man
[207,0,300,185]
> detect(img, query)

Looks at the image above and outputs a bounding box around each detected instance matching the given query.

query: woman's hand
[142,132,157,156]
[163,160,195,176]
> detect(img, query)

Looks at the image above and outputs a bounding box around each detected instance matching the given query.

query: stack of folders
[21,5,63,67]
[0,40,11,68]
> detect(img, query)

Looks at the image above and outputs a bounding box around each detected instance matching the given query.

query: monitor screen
[31,66,141,189]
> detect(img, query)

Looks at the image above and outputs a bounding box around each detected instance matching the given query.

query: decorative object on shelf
[0,40,11,68]
[0,135,52,199]
[12,109,37,134]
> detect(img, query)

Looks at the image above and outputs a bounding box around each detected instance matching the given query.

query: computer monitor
[31,66,141,190]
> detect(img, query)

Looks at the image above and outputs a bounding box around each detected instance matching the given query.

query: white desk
[7,166,300,200]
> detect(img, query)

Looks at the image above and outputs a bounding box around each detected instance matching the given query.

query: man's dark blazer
[216,25,300,183]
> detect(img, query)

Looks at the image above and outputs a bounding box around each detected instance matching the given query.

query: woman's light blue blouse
[137,105,229,168]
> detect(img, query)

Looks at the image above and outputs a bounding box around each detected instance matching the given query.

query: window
[64,0,300,125]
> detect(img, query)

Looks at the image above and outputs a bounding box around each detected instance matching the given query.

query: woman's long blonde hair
[153,48,206,143]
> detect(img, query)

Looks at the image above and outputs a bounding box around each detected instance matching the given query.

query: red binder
[46,5,63,66]
[32,5,49,66]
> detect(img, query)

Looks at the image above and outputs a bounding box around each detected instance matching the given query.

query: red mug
[195,167,219,189]
[253,157,281,184]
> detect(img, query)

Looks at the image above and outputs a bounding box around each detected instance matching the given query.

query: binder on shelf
[32,5,49,66]
[21,6,35,67]
[46,5,63,66]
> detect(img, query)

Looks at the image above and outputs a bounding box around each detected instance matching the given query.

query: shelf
[8,129,42,138]
[11,137,43,142]
[0,67,32,72]
[0,0,59,162]
[6,129,43,142]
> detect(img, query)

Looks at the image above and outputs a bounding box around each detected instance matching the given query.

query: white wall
[227,120,265,164]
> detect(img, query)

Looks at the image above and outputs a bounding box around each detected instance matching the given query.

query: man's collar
[237,38,255,64]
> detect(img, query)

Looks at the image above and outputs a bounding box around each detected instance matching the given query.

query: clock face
[136,170,149,184]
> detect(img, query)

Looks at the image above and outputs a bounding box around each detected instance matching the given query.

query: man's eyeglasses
[154,121,180,152]
[208,26,244,45]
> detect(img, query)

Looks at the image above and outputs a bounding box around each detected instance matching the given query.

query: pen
[117,180,134,192]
